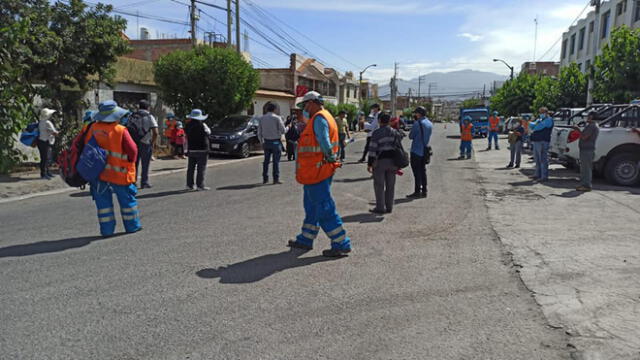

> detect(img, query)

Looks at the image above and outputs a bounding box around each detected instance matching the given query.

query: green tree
[490,73,539,116]
[460,98,484,109]
[557,62,587,108]
[154,46,260,122]
[593,26,640,103]
[532,76,560,112]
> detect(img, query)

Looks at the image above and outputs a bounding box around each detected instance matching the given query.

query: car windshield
[211,117,249,131]
[464,111,488,122]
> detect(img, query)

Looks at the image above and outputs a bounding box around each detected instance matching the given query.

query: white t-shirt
[366,111,380,138]
[38,120,58,145]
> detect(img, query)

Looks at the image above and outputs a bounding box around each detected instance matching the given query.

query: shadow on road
[0,235,109,258]
[551,190,586,198]
[341,213,384,223]
[195,250,338,283]
[334,176,371,183]
[217,183,264,190]
[137,189,190,199]
[70,191,91,198]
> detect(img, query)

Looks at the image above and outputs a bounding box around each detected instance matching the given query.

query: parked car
[208,115,262,158]
[562,104,640,186]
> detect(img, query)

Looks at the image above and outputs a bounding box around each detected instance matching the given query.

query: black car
[208,115,262,158]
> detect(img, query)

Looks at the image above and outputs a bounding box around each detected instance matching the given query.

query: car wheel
[237,142,250,158]
[604,153,640,186]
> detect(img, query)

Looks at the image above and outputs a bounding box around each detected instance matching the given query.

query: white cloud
[458,33,483,42]
[257,0,448,14]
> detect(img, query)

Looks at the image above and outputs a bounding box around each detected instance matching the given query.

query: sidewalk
[472,135,640,359]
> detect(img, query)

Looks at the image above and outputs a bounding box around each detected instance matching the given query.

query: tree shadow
[137,189,190,199]
[0,235,111,258]
[152,167,186,172]
[195,250,339,283]
[341,212,384,223]
[217,183,264,190]
[334,176,372,183]
[551,190,585,198]
[446,157,467,161]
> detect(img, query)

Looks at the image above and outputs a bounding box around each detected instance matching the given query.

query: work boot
[322,248,351,258]
[576,186,592,192]
[506,163,514,168]
[485,147,491,151]
[287,240,312,251]
[515,164,520,168]
[369,208,385,215]
[420,191,428,198]
[457,155,465,160]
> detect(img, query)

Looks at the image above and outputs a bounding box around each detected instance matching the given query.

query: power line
[536,0,591,61]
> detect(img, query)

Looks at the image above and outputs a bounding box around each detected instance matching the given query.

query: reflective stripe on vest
[106,150,128,160]
[105,164,128,173]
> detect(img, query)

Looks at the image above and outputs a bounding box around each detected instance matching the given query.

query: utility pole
[235,0,240,53]
[417,74,424,98]
[533,16,538,60]
[190,0,197,47]
[427,82,437,98]
[587,0,602,105]
[227,0,233,48]
[391,62,398,117]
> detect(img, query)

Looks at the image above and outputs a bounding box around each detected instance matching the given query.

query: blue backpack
[19,122,40,147]
[76,136,107,182]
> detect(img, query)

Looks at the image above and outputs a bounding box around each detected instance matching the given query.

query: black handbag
[392,131,409,169]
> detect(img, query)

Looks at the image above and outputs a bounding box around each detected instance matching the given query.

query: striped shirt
[368,125,400,166]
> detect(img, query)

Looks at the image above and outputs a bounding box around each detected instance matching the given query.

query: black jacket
[186,120,209,151]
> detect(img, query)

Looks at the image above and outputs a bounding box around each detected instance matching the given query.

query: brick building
[520,62,560,76]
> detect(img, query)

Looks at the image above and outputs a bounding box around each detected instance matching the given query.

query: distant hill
[378,69,508,100]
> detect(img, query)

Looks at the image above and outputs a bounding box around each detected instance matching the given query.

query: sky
[92,0,593,83]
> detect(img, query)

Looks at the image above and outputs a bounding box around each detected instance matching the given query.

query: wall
[259,69,293,92]
[251,96,295,117]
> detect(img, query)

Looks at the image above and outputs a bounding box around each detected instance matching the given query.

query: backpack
[392,131,410,169]
[76,136,107,182]
[286,124,300,142]
[19,122,40,147]
[57,123,95,187]
[126,111,150,145]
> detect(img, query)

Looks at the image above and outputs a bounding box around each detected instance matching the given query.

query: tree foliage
[460,98,484,109]
[490,73,539,116]
[593,26,640,103]
[154,46,260,122]
[324,103,359,124]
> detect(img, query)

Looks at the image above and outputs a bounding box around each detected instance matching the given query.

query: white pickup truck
[558,104,640,186]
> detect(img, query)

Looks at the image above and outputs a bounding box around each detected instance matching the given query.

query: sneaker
[186,185,196,191]
[385,209,393,214]
[197,186,211,191]
[457,156,465,160]
[141,183,152,189]
[466,155,472,159]
[495,147,500,150]
[369,208,385,215]
[506,163,514,168]
[322,248,351,258]
[485,147,491,151]
[273,180,283,185]
[514,164,520,168]
[263,179,268,185]
[420,192,428,198]
[287,240,312,251]
[576,186,592,192]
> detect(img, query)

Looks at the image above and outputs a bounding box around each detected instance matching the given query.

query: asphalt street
[0,124,570,359]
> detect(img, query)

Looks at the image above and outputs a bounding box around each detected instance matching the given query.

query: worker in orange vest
[458,116,474,160]
[487,111,500,150]
[287,91,351,257]
[86,100,141,237]
[164,113,177,145]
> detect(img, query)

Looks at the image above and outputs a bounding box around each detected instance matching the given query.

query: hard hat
[297,91,324,108]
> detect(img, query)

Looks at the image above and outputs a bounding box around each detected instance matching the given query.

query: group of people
[458,106,600,192]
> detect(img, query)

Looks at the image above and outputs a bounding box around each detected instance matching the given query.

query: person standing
[487,111,501,150]
[86,101,141,237]
[164,113,177,146]
[130,100,158,189]
[37,108,59,180]
[285,117,300,161]
[458,116,474,160]
[368,113,400,214]
[359,103,381,162]
[174,121,186,159]
[575,111,600,191]
[408,106,433,198]
[529,107,554,182]
[336,110,351,161]
[185,109,211,191]
[287,91,351,258]
[507,118,525,168]
[257,103,286,184]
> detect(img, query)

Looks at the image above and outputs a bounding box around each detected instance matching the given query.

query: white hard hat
[297,91,324,107]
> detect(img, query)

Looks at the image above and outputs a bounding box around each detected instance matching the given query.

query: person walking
[458,116,474,160]
[487,111,501,150]
[285,117,300,161]
[287,91,351,258]
[185,109,210,191]
[86,101,141,237]
[575,111,600,191]
[367,113,400,214]
[37,108,59,180]
[130,100,158,189]
[507,118,525,168]
[407,106,433,198]
[529,107,554,182]
[258,103,286,184]
[336,110,351,161]
[359,103,381,162]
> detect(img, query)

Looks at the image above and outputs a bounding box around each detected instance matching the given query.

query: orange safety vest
[164,119,176,137]
[296,109,341,185]
[85,122,136,186]
[461,123,473,141]
[489,116,500,131]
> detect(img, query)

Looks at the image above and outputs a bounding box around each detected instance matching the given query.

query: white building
[560,0,640,72]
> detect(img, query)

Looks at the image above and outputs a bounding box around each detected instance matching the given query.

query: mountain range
[378,70,508,100]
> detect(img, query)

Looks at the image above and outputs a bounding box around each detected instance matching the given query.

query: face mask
[302,110,310,120]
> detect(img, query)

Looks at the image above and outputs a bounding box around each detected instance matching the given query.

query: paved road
[0,124,570,359]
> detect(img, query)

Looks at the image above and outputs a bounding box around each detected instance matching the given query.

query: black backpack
[126,111,150,145]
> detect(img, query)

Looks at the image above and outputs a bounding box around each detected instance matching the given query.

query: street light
[359,64,377,103]
[493,58,514,80]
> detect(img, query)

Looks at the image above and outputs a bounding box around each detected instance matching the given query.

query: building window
[578,27,586,50]
[617,1,624,15]
[601,11,611,39]
[635,0,640,21]
[570,33,576,55]
[624,0,628,12]
[562,39,568,59]
[585,60,591,73]
[589,21,594,33]
[578,63,583,72]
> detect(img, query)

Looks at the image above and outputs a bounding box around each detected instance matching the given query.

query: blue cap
[93,100,128,123]
[463,116,472,122]
[167,112,175,118]
[83,110,95,123]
